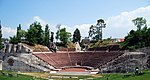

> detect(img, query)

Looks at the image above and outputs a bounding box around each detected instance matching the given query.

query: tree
[44,24,50,46]
[121,17,149,50]
[16,24,22,42]
[10,36,20,44]
[0,21,3,49]
[50,32,54,42]
[17,24,21,36]
[132,17,147,48]
[132,17,147,30]
[18,30,27,39]
[145,28,150,46]
[10,24,22,44]
[26,22,44,45]
[73,28,81,43]
[89,19,106,40]
[56,28,71,45]
[10,30,27,44]
[26,25,37,44]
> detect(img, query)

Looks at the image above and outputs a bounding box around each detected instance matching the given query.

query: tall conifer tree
[73,28,81,43]
[0,21,3,49]
[44,24,50,46]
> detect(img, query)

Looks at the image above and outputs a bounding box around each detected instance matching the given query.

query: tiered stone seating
[33,48,52,54]
[69,52,88,66]
[33,51,123,69]
[46,53,71,67]
[34,54,56,65]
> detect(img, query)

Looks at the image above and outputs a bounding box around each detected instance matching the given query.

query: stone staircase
[18,53,55,71]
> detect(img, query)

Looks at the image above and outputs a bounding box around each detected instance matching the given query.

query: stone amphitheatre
[0,42,150,75]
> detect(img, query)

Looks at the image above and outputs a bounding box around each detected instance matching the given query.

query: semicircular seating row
[33,52,123,69]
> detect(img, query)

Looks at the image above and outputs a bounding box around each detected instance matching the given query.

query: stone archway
[7,58,14,66]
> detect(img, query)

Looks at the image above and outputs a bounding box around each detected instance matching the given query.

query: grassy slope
[95,70,150,80]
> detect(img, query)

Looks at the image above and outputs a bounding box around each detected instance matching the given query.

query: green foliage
[132,17,147,30]
[89,19,106,40]
[9,36,20,44]
[0,22,3,49]
[18,30,27,38]
[10,24,23,44]
[73,28,81,43]
[95,70,150,80]
[10,24,27,44]
[121,17,150,50]
[9,22,50,46]
[26,22,44,45]
[50,32,54,42]
[16,24,22,42]
[0,70,47,80]
[44,24,50,46]
[56,28,71,45]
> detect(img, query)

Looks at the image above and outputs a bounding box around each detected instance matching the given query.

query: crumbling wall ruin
[101,52,148,73]
[0,43,55,72]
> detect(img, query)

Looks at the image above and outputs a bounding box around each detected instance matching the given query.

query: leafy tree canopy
[89,19,106,41]
[26,22,44,45]
[121,17,150,50]
[56,28,71,45]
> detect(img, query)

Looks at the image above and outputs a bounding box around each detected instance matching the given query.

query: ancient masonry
[0,43,149,73]
[101,51,148,73]
[0,43,54,72]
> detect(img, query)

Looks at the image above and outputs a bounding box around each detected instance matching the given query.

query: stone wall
[137,47,150,68]
[1,43,32,53]
[101,52,147,73]
[2,54,55,72]
[3,57,43,72]
[1,43,55,72]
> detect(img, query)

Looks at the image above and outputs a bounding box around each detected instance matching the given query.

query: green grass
[1,70,150,80]
[0,70,47,80]
[94,70,150,80]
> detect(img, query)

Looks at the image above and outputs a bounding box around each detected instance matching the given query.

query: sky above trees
[0,0,150,39]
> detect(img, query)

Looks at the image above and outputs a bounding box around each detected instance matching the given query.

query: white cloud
[33,16,47,27]
[2,6,150,39]
[27,16,92,38]
[24,6,150,40]
[2,27,16,38]
[71,24,92,38]
[104,6,150,38]
[63,6,150,39]
[26,16,49,30]
[55,24,92,38]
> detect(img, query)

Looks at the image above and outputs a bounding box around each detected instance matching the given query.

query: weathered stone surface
[101,51,149,73]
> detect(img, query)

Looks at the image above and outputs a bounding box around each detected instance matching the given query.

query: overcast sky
[0,0,150,39]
